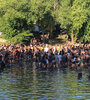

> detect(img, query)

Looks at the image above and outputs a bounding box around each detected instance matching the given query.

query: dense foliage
[0,0,90,43]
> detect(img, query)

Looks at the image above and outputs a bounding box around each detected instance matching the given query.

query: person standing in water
[77,67,82,79]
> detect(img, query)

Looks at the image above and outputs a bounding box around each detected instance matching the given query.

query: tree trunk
[71,30,74,43]
[50,26,53,39]
[54,0,56,11]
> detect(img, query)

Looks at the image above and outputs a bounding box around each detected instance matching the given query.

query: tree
[0,0,35,43]
[0,0,54,43]
[0,0,89,44]
[71,0,90,42]
[57,0,90,43]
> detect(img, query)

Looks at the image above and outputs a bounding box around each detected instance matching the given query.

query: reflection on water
[0,62,90,100]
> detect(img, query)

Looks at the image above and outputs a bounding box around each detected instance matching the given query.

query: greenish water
[0,64,90,100]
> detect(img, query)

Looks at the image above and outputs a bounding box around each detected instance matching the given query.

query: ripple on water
[0,67,90,100]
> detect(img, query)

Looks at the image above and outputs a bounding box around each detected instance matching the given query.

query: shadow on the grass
[49,38,66,45]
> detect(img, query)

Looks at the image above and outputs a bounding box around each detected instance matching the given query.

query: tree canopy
[0,0,90,43]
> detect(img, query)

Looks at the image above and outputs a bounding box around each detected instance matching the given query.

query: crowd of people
[0,40,90,79]
[0,41,89,68]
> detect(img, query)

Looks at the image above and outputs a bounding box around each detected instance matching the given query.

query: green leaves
[11,31,33,44]
[0,0,89,43]
[71,0,90,41]
[72,0,88,29]
[57,0,90,42]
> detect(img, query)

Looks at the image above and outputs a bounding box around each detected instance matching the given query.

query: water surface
[0,63,90,100]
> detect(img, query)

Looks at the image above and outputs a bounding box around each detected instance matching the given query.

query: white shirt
[44,47,49,52]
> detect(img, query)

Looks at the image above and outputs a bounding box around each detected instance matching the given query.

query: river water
[0,62,90,100]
